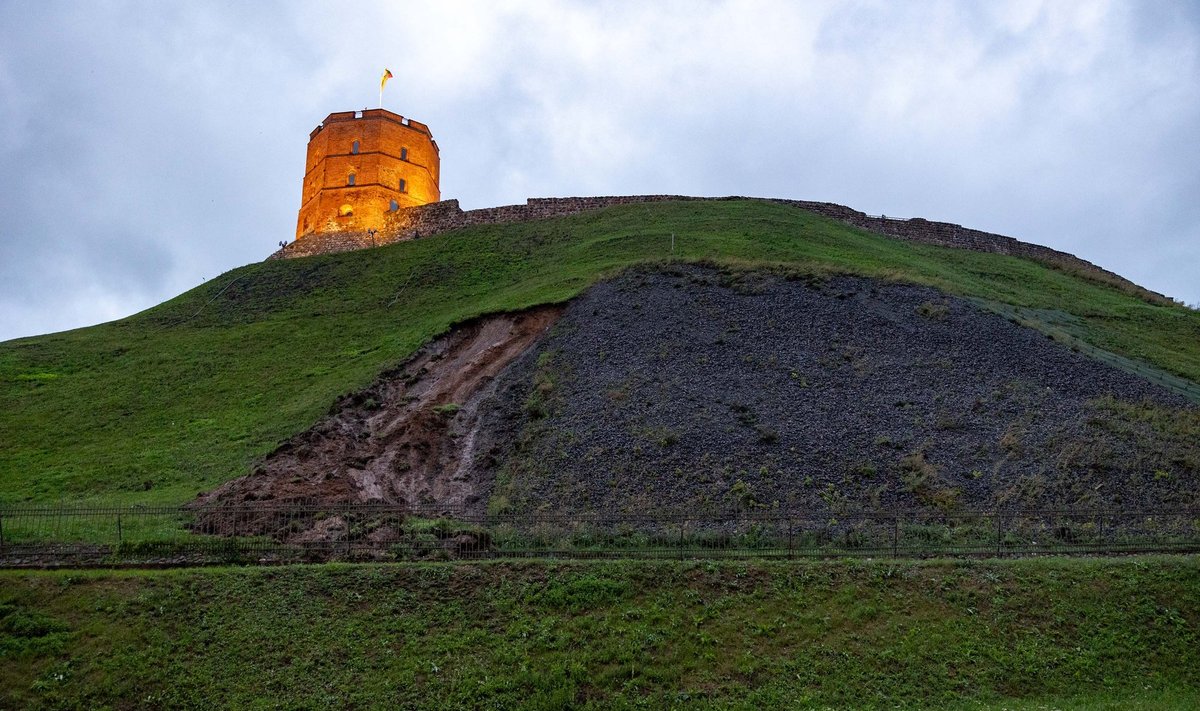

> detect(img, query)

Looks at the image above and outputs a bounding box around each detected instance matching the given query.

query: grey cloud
[2,0,1198,343]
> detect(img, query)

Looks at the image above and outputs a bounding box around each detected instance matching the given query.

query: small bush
[916,301,950,320]
[729,479,755,509]
[999,425,1024,455]
[934,412,964,430]
[524,392,548,418]
[899,452,937,491]
[756,425,779,443]
[898,451,959,509]
[852,461,877,478]
[646,426,679,447]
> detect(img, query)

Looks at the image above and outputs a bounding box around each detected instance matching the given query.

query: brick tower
[295,109,440,239]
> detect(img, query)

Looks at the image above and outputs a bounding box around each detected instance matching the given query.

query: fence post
[678,521,684,561]
[994,513,1003,558]
[1099,510,1106,551]
[345,505,352,557]
[117,513,122,545]
[0,510,5,556]
[892,516,899,559]
[787,520,794,560]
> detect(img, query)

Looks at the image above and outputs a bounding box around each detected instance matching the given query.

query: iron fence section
[1,504,1197,568]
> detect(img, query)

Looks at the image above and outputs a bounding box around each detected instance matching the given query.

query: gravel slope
[481,265,1198,515]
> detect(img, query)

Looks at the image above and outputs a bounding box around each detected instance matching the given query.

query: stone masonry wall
[296,109,440,239]
[269,195,1167,304]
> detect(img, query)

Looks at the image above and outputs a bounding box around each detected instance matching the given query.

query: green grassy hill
[3,199,1199,505]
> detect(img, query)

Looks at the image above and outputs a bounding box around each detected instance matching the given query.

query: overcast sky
[1,1,1198,341]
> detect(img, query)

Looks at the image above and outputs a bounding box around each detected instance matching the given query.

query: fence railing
[1,504,1197,568]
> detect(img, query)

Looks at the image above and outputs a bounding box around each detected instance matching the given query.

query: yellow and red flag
[380,68,394,91]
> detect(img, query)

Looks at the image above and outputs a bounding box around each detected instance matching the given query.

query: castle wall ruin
[272,195,1167,304]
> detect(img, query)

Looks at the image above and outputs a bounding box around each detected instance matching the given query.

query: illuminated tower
[295,109,440,239]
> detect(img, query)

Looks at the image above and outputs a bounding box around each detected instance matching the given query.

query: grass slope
[2,200,1198,505]
[2,557,1198,709]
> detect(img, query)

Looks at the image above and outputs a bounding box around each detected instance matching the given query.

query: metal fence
[1,504,1198,568]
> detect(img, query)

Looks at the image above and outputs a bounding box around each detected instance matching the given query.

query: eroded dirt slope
[195,306,561,515]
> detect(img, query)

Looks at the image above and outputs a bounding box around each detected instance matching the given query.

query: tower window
[398,178,406,192]
[339,204,353,217]
[348,173,356,186]
[389,199,399,211]
[352,140,360,155]
[400,147,408,160]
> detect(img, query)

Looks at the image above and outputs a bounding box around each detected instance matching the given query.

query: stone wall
[270,195,1167,303]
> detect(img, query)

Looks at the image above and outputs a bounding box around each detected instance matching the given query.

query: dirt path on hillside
[193,306,562,524]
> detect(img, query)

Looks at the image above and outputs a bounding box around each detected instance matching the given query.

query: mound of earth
[488,266,1198,516]
[196,265,1199,535]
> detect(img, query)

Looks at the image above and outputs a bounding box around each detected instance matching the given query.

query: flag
[380,68,394,91]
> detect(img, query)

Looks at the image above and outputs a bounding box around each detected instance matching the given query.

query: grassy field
[1,556,1197,709]
[2,199,1199,505]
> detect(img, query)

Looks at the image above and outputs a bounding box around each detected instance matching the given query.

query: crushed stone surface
[488,266,1197,515]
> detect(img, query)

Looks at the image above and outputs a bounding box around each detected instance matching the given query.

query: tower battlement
[295,109,440,239]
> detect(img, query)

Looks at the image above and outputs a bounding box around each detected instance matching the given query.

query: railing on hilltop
[1,504,1197,568]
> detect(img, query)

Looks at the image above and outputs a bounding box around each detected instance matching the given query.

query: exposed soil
[194,305,562,521]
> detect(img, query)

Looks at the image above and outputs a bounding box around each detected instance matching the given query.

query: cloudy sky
[1,1,1198,341]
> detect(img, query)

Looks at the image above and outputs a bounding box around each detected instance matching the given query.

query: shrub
[756,425,779,443]
[899,451,937,491]
[898,451,959,509]
[999,425,1024,455]
[916,301,950,320]
[934,411,964,430]
[729,479,755,509]
[852,461,877,478]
